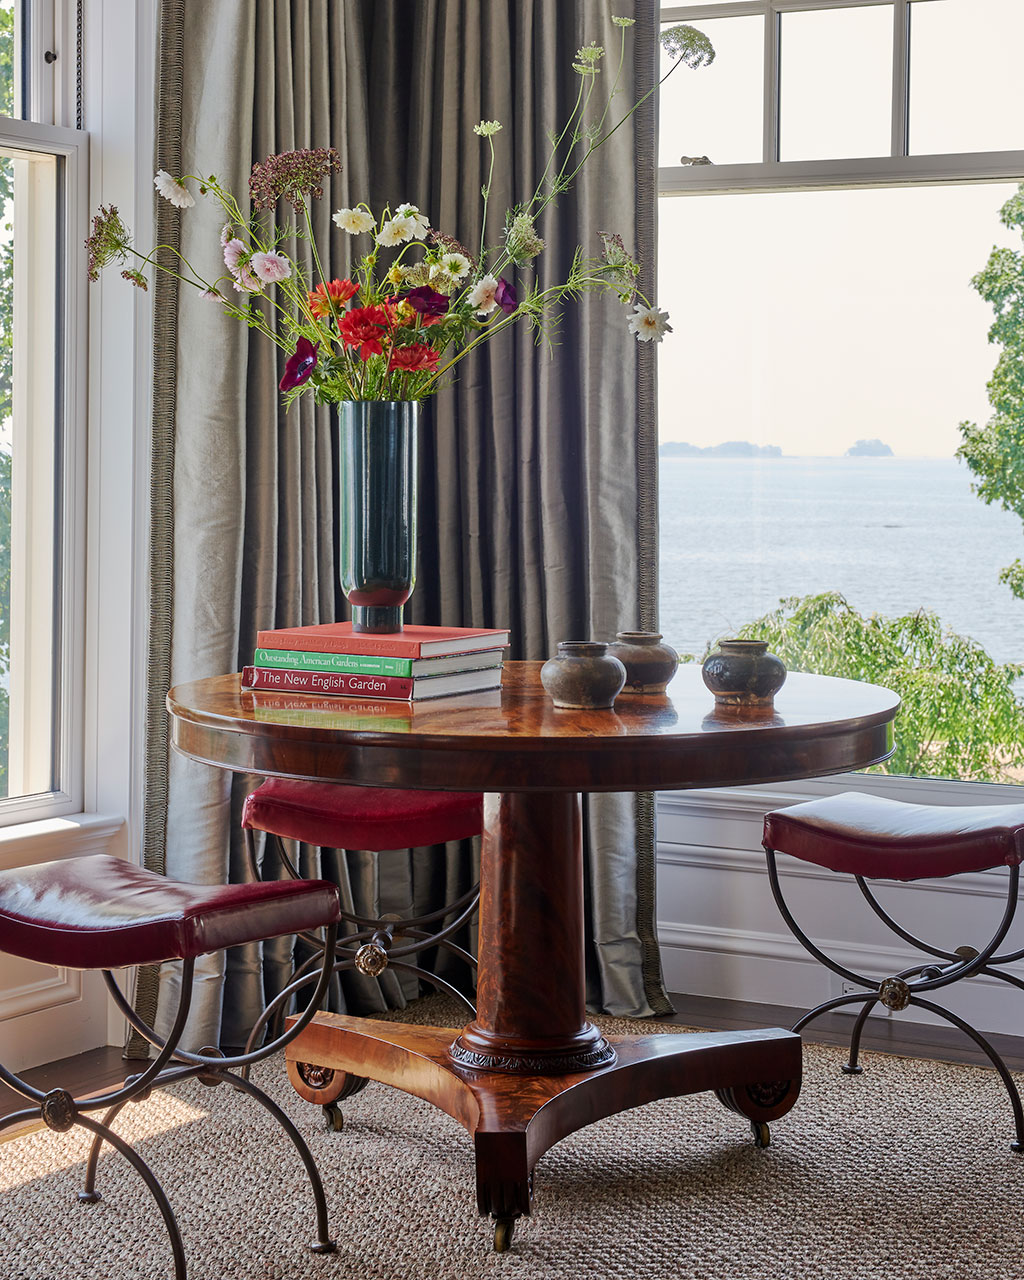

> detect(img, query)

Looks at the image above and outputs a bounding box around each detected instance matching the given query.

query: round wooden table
[168,662,899,1249]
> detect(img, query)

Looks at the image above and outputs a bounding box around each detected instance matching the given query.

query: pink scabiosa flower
[467,274,499,315]
[494,278,517,315]
[279,337,320,392]
[223,238,262,292]
[250,251,292,284]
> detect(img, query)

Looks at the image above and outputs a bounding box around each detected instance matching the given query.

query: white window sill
[0,813,126,865]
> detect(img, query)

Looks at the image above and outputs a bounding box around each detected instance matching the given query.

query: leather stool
[0,854,342,1278]
[762,790,1024,1149]
[241,778,483,1125]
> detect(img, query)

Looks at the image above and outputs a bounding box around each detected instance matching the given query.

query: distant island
[846,439,893,457]
[659,441,783,458]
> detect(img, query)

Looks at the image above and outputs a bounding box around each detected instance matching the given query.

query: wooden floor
[664,992,1024,1071]
[2,995,1022,1125]
[0,1046,131,1128]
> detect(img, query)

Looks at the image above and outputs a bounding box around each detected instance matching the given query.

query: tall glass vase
[336,400,418,634]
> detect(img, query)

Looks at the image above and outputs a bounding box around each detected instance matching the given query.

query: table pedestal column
[449,791,613,1073]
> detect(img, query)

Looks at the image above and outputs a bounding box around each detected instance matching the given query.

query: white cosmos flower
[332,207,375,234]
[377,216,416,247]
[467,274,499,315]
[394,203,430,239]
[153,169,195,209]
[439,252,471,282]
[627,303,672,343]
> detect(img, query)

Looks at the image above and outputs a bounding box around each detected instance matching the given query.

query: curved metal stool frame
[244,826,481,1037]
[765,848,1024,1150]
[0,924,340,1280]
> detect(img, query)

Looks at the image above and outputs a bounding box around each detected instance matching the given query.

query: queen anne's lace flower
[627,303,672,343]
[333,207,375,234]
[154,170,195,208]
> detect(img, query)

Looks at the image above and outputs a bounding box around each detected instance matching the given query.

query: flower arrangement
[87,18,713,406]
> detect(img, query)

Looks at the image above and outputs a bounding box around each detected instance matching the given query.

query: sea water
[658,455,1024,667]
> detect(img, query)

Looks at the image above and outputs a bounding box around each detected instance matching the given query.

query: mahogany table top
[167,662,899,794]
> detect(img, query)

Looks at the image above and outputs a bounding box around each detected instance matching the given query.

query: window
[658,0,1024,786]
[0,0,87,821]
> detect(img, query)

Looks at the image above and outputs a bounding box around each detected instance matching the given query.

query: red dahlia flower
[388,343,440,372]
[338,304,390,360]
[279,337,320,391]
[308,277,359,317]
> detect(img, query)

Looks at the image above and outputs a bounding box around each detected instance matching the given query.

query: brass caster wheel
[322,1102,345,1132]
[750,1120,771,1149]
[493,1217,516,1252]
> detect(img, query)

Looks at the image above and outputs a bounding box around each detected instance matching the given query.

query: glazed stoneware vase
[540,641,626,709]
[336,400,418,634]
[701,638,787,707]
[607,631,680,694]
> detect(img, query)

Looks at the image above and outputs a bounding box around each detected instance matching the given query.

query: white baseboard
[656,783,1024,1038]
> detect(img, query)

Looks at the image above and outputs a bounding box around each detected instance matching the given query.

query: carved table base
[287,1012,802,1242]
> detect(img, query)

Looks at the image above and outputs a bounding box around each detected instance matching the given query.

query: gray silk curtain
[143,0,668,1052]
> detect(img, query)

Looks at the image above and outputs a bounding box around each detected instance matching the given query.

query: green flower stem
[478,133,498,265]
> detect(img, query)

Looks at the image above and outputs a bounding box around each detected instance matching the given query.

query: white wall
[657,775,1024,1037]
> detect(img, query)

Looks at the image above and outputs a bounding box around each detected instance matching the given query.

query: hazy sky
[657,0,1024,457]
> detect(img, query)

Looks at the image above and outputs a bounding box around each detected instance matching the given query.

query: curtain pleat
[145,0,669,1051]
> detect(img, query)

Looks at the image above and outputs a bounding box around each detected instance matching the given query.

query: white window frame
[658,0,1024,810]
[661,0,1024,196]
[1,115,88,825]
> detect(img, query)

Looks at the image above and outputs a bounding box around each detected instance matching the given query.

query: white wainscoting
[656,779,1024,1038]
[0,814,125,1072]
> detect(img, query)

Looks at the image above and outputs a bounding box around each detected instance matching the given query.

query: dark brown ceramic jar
[701,639,787,707]
[540,641,626,709]
[607,631,680,694]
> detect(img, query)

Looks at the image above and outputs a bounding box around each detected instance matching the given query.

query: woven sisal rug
[0,995,1019,1280]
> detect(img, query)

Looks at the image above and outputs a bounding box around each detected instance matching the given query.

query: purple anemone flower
[279,337,320,392]
[405,285,449,317]
[494,277,517,315]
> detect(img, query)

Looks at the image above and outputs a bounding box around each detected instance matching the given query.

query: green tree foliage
[733,592,1024,783]
[957,184,1024,599]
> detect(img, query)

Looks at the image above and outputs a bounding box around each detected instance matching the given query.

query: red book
[254,621,510,659]
[240,664,502,702]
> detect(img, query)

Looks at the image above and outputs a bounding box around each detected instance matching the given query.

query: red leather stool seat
[0,854,341,971]
[763,791,1024,881]
[241,777,483,851]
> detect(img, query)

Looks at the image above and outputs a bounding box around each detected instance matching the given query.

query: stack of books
[241,621,510,702]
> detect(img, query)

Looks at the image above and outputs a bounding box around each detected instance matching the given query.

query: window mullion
[763,3,780,162]
[891,0,910,157]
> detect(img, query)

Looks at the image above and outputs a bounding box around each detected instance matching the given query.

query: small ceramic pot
[540,641,626,709]
[607,631,680,694]
[701,639,787,707]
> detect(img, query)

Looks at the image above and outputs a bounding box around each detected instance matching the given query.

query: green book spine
[253,647,411,677]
